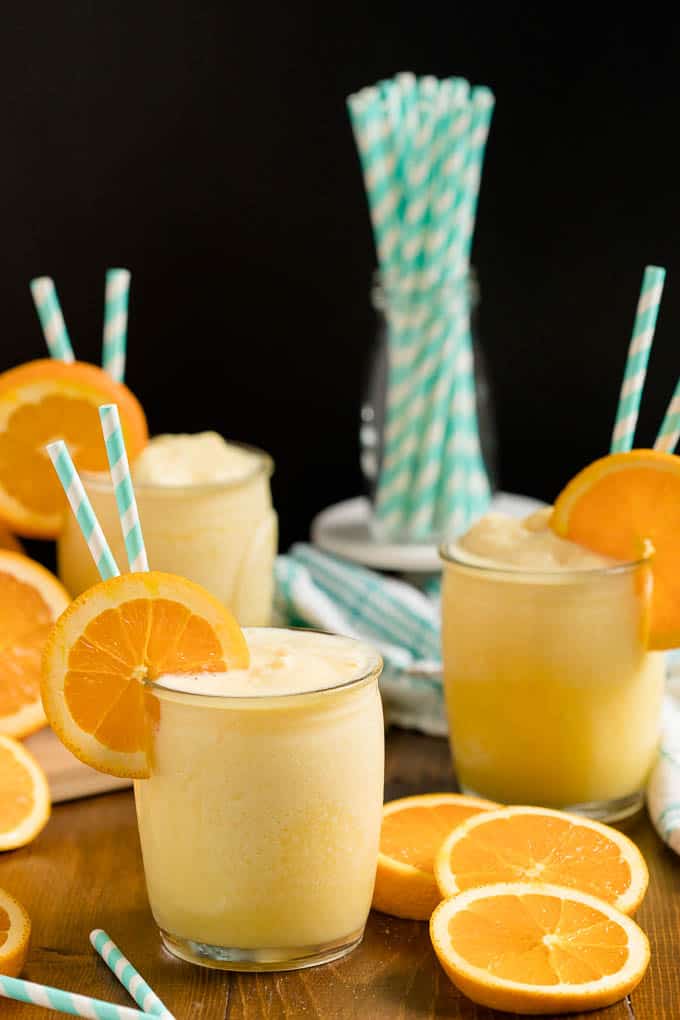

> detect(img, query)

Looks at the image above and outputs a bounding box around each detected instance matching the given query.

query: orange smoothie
[135,628,384,970]
[441,510,664,819]
[57,433,276,624]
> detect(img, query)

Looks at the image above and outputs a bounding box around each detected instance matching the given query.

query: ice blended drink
[441,509,665,820]
[135,627,384,970]
[58,433,276,625]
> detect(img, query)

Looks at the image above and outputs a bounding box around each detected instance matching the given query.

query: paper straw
[99,405,149,573]
[46,440,120,580]
[102,269,131,383]
[611,265,666,453]
[30,277,75,362]
[654,377,680,453]
[0,973,155,1019]
[90,930,173,1019]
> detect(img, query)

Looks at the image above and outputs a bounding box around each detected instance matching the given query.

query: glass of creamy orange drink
[440,509,665,821]
[57,433,276,625]
[135,627,384,970]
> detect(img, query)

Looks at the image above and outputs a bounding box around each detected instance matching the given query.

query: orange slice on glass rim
[434,806,648,916]
[551,449,680,649]
[0,359,148,538]
[0,550,70,739]
[0,887,32,977]
[430,882,649,1015]
[42,571,249,779]
[372,793,497,920]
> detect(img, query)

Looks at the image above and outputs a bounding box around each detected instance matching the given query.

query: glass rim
[438,541,653,578]
[144,626,383,705]
[80,439,274,496]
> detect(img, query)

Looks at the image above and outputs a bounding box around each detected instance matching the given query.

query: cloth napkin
[647,654,680,853]
[276,544,680,850]
[275,544,448,735]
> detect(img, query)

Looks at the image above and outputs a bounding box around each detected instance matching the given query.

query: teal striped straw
[46,441,120,580]
[0,973,155,1018]
[611,265,666,453]
[30,277,75,362]
[90,931,173,1019]
[99,404,149,573]
[654,377,680,453]
[102,269,131,383]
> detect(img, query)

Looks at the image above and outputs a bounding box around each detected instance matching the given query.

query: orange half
[0,736,50,851]
[434,806,648,916]
[0,550,70,739]
[372,793,497,920]
[430,882,650,1014]
[42,571,249,778]
[0,888,32,977]
[551,449,680,648]
[0,359,148,537]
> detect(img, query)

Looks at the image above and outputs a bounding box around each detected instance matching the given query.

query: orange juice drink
[57,433,276,625]
[134,627,384,970]
[440,510,665,820]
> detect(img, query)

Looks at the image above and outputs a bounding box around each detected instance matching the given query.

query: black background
[2,5,679,551]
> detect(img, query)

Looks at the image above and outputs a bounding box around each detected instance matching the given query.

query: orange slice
[0,524,22,553]
[434,806,648,916]
[372,793,497,920]
[430,882,650,1014]
[551,449,680,649]
[0,359,148,537]
[0,551,70,739]
[0,888,31,977]
[0,736,50,851]
[41,571,249,778]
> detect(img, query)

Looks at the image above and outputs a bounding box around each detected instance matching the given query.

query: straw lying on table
[90,931,173,1019]
[0,973,157,1019]
[348,73,493,540]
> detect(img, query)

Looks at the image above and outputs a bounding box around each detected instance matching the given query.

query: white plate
[310,492,546,573]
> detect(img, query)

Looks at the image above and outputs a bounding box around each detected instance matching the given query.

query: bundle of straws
[348,73,494,540]
[30,269,131,381]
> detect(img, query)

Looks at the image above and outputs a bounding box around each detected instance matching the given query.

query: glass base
[160,926,364,972]
[461,785,644,824]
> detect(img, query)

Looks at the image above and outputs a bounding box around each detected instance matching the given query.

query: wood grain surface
[1,729,678,1019]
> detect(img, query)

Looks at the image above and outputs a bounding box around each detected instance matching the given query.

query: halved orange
[435,806,648,916]
[551,449,680,648]
[372,793,497,920]
[0,551,70,739]
[0,359,148,537]
[41,571,249,778]
[0,888,31,977]
[0,524,22,553]
[430,882,650,1014]
[0,736,50,851]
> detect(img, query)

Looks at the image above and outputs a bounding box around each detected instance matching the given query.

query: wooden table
[1,729,679,1019]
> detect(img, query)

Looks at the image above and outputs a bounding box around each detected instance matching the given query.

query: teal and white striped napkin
[275,544,447,735]
[647,655,680,853]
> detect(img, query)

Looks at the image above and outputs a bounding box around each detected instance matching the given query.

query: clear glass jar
[360,269,497,507]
